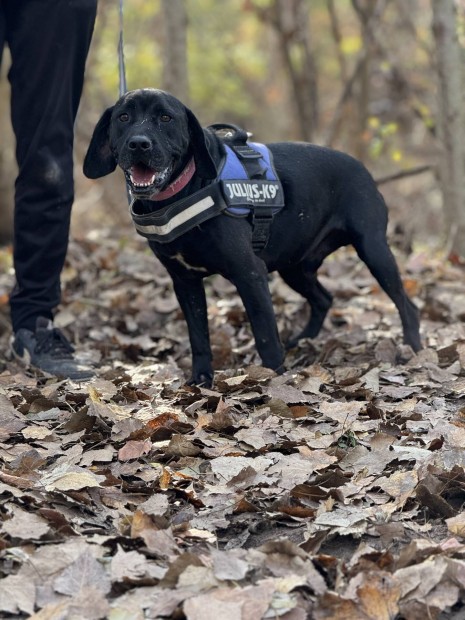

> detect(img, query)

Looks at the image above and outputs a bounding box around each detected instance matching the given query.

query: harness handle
[207,123,250,145]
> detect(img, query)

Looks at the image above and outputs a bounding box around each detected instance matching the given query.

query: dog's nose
[128,135,152,151]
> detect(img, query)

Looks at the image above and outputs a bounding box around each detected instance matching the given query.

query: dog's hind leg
[279,264,333,349]
[351,232,421,351]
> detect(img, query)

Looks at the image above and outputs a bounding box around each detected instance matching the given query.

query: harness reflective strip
[133,196,215,237]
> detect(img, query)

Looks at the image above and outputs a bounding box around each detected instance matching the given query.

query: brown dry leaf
[159,467,172,490]
[351,571,401,619]
[145,588,193,618]
[131,509,156,539]
[377,469,418,507]
[315,571,400,620]
[54,548,111,596]
[132,412,181,440]
[165,434,201,457]
[318,400,365,425]
[314,506,371,536]
[0,394,26,440]
[21,425,53,440]
[374,339,397,364]
[183,581,275,620]
[118,438,152,461]
[111,545,165,582]
[269,452,335,490]
[339,433,395,476]
[297,364,333,394]
[87,387,132,423]
[415,484,457,518]
[177,564,219,591]
[210,455,272,483]
[446,513,465,539]
[314,592,368,620]
[140,527,179,557]
[80,446,114,467]
[66,587,110,620]
[361,367,380,393]
[0,470,36,490]
[264,382,312,404]
[234,426,276,450]
[138,493,169,517]
[3,505,50,540]
[0,574,36,616]
[211,548,249,581]
[393,556,459,611]
[38,464,106,491]
[37,508,77,536]
[268,398,294,418]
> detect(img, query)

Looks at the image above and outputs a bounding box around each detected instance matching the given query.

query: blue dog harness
[130,124,284,252]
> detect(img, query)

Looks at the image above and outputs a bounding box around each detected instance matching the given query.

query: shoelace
[34,328,75,357]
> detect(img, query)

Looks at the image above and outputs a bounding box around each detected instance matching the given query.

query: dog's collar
[142,157,196,202]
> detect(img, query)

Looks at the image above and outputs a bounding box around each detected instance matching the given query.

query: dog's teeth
[129,176,156,188]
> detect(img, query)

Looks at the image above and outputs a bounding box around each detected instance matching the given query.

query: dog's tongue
[130,164,155,185]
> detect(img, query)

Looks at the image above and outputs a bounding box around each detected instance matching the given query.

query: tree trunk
[432,0,465,256]
[161,0,189,103]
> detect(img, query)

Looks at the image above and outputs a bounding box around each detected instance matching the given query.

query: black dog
[84,88,421,385]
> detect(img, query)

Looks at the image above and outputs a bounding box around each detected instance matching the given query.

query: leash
[118,0,127,97]
[118,0,133,205]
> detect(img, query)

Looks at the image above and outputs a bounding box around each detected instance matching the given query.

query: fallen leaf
[54,548,111,596]
[3,505,50,540]
[118,439,152,461]
[446,513,465,539]
[39,464,106,491]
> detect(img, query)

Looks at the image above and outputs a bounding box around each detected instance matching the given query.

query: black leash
[118,0,133,205]
[118,0,127,97]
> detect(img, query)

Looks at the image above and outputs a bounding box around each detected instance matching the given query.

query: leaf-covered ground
[1,234,465,619]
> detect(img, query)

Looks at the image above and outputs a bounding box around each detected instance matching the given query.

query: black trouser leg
[4,0,97,332]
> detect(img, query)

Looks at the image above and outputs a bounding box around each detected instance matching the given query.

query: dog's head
[83,89,217,198]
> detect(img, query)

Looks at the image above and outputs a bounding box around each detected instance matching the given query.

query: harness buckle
[232,145,262,160]
[252,206,275,252]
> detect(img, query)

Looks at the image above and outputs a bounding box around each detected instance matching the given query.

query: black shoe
[11,317,94,381]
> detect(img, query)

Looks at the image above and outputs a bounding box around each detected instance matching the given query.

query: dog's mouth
[125,163,171,196]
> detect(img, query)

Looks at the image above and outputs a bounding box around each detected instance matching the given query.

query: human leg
[6,0,97,332]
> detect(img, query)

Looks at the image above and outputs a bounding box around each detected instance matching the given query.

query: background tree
[161,0,188,102]
[247,0,319,141]
[432,0,465,258]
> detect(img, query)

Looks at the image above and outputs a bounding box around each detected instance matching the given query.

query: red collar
[150,158,196,201]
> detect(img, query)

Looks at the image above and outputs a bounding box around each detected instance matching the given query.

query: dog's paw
[285,337,299,351]
[187,372,214,388]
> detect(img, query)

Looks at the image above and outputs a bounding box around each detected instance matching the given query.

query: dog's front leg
[230,261,285,374]
[170,273,213,386]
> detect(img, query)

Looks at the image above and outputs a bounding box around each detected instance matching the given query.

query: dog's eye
[119,113,129,122]
[160,114,172,123]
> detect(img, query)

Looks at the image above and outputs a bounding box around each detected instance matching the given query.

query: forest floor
[1,232,465,619]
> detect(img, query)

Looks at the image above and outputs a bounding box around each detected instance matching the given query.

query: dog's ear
[185,107,217,179]
[83,106,117,179]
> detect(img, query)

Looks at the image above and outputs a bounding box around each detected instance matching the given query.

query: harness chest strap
[131,183,227,244]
